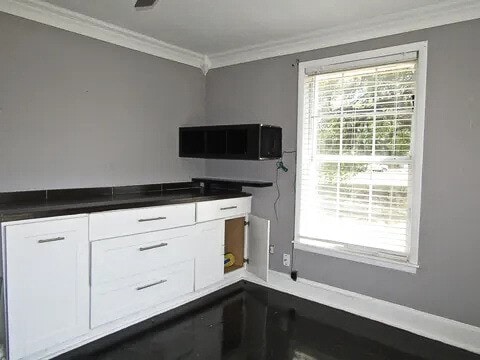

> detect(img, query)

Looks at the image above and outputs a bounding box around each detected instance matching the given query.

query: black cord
[274,150,297,222]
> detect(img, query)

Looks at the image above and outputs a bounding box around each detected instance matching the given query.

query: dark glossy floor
[58,282,480,360]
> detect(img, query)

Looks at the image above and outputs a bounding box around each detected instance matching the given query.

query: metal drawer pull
[136,279,167,291]
[139,243,168,251]
[38,237,65,244]
[138,216,166,222]
[220,206,238,211]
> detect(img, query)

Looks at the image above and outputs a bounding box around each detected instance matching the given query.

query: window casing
[295,43,427,272]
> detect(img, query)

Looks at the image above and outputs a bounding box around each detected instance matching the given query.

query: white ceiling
[43,0,455,56]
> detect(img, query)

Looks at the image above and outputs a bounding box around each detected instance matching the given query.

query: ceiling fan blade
[134,0,158,8]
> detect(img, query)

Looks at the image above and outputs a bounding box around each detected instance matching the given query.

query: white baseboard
[245,270,480,355]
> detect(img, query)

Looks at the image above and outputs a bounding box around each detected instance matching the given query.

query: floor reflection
[60,284,480,360]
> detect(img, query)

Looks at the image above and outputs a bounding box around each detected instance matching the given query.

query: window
[295,43,427,272]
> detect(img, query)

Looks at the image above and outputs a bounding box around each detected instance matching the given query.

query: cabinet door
[194,220,225,290]
[247,215,270,282]
[4,216,89,360]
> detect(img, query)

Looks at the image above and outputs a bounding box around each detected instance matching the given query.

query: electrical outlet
[269,244,275,254]
[283,253,291,267]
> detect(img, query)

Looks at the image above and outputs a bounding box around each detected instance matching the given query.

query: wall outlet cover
[269,244,275,254]
[283,253,291,267]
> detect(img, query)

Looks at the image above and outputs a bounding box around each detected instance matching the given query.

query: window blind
[298,60,417,260]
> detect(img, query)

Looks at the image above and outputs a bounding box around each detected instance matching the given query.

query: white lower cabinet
[1,196,270,360]
[194,220,225,290]
[3,216,90,360]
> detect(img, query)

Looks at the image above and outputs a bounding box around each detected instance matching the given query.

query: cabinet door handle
[220,206,237,211]
[38,236,65,244]
[136,279,167,291]
[138,216,166,222]
[139,243,168,251]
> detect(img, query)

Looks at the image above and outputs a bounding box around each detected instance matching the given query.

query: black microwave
[179,124,282,160]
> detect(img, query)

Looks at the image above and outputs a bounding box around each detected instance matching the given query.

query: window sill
[294,241,418,274]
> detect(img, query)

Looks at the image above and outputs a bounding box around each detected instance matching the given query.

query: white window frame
[294,42,428,273]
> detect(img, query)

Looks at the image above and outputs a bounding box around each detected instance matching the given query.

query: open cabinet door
[247,215,270,282]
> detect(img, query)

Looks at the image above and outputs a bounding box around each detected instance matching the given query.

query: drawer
[89,203,196,240]
[196,197,251,222]
[91,226,194,286]
[4,215,88,242]
[91,260,194,328]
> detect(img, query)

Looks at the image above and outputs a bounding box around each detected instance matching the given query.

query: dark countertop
[0,184,251,222]
[192,177,273,189]
[192,177,273,187]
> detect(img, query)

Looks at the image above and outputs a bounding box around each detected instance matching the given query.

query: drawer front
[89,203,196,240]
[91,260,194,328]
[91,226,194,286]
[196,197,251,222]
[4,215,88,241]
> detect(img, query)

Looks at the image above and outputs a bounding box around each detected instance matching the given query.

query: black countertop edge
[192,177,273,189]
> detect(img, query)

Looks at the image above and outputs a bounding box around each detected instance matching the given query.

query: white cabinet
[197,199,270,283]
[3,216,90,360]
[89,208,199,328]
[0,195,270,360]
[194,220,225,290]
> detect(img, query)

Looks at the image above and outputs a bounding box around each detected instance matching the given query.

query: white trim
[208,0,480,68]
[302,46,420,74]
[247,270,480,355]
[410,41,428,266]
[294,56,305,255]
[201,54,212,75]
[294,242,418,273]
[305,51,418,76]
[0,0,205,69]
[294,42,427,270]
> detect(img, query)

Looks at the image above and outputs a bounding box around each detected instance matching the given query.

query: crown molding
[200,55,212,75]
[1,0,479,72]
[208,0,480,69]
[0,0,205,70]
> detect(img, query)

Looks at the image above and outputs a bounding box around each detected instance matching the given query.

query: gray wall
[2,9,479,328]
[0,12,205,191]
[205,19,480,326]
